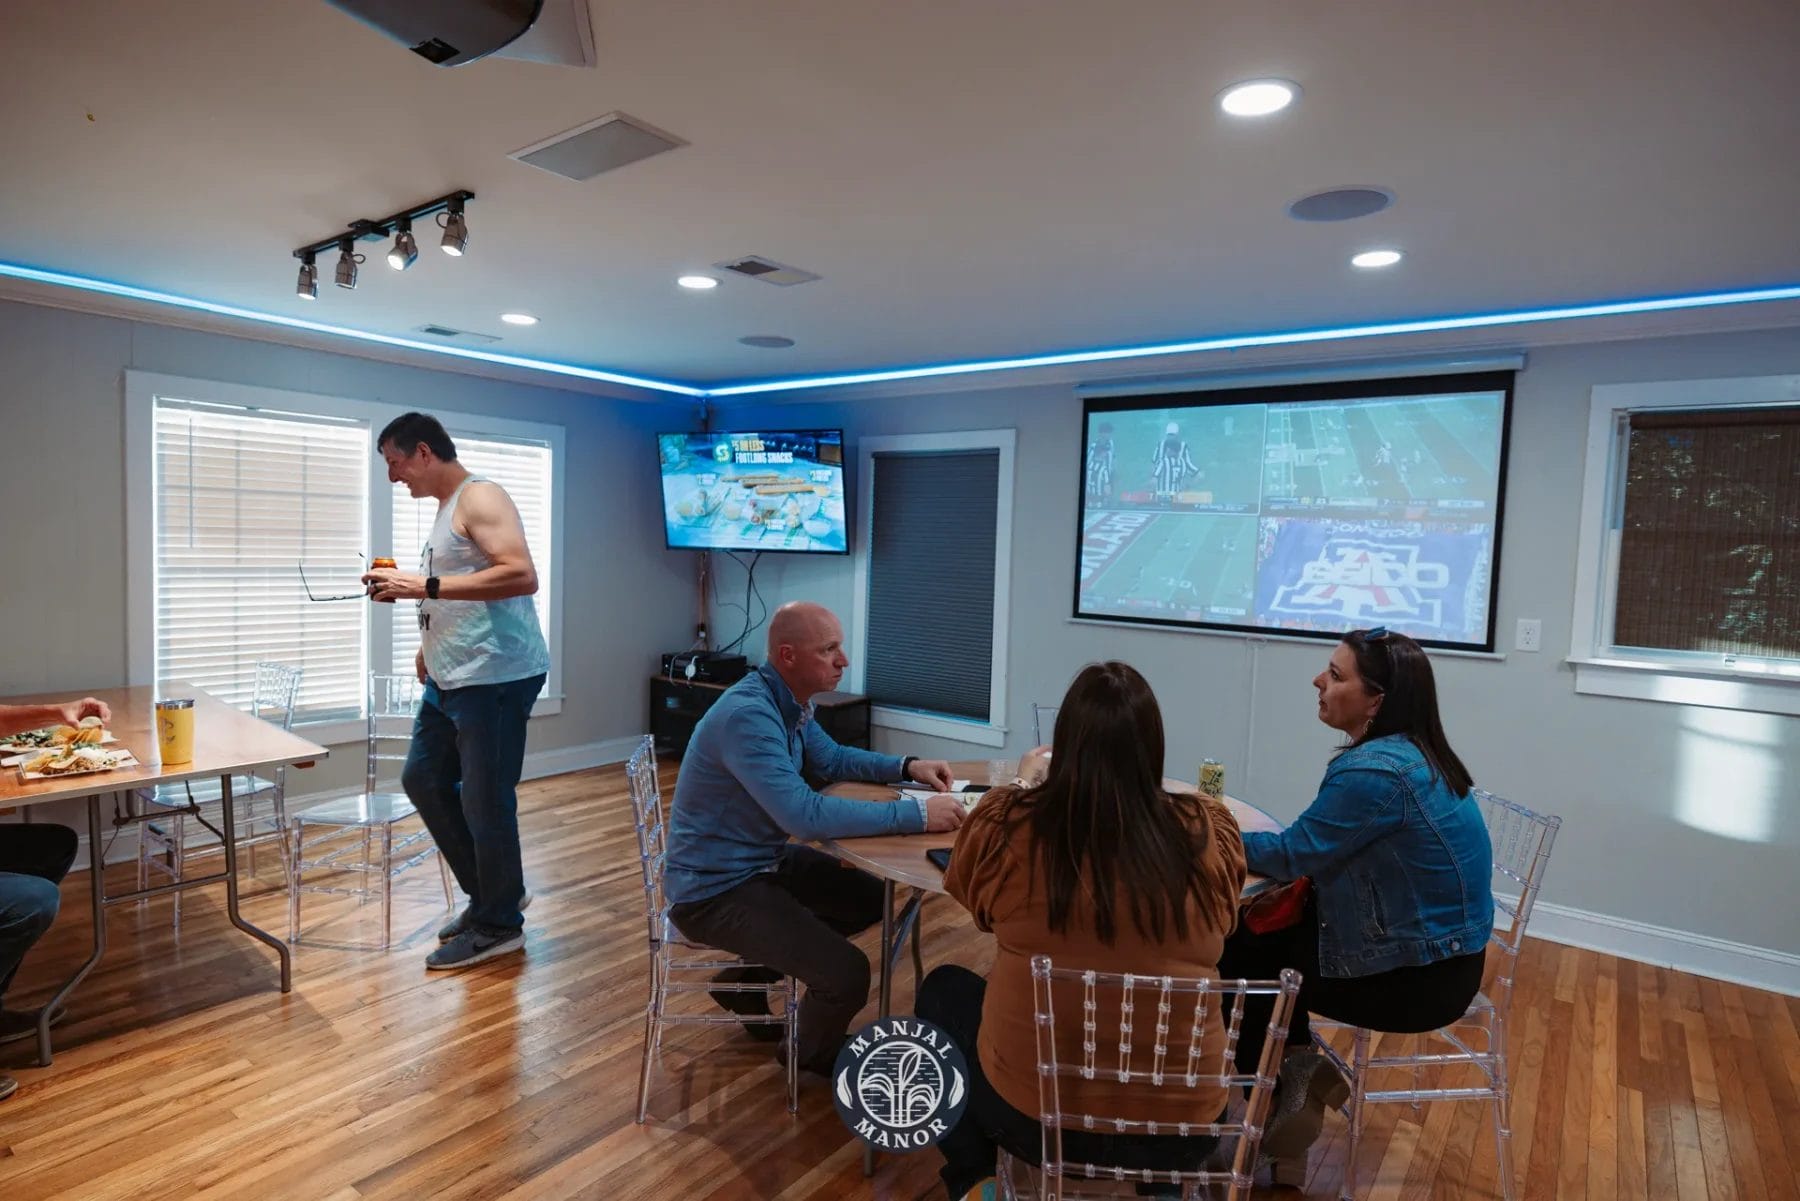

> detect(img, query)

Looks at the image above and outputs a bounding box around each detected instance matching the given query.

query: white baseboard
[1527,899,1800,997]
[59,735,645,874]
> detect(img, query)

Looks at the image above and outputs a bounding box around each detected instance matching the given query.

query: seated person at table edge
[664,601,964,1074]
[1218,627,1494,1172]
[0,695,109,1103]
[918,661,1247,1201]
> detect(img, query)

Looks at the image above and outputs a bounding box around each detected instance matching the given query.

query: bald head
[766,601,848,702]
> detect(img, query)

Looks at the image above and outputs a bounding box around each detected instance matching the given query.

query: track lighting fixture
[334,240,362,290]
[387,219,418,271]
[439,197,468,257]
[290,189,473,297]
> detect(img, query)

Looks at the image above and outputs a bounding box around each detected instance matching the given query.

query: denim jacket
[1240,734,1493,978]
[663,662,924,906]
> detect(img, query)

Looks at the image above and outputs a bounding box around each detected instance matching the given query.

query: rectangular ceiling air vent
[414,324,501,344]
[717,255,822,287]
[509,112,687,181]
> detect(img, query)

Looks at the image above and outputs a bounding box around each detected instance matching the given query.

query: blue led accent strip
[701,284,1800,396]
[5,260,1798,400]
[0,262,707,398]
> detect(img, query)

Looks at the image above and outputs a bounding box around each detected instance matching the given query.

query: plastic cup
[986,758,1014,786]
[155,698,195,764]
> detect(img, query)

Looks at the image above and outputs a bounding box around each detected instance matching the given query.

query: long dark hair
[1340,628,1473,796]
[998,661,1232,945]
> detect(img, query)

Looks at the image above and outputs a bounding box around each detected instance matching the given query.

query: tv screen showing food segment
[1075,372,1513,651]
[658,429,849,554]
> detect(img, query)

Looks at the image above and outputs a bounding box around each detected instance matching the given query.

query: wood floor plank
[0,760,1791,1201]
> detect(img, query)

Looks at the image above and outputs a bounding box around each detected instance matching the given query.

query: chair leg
[171,813,185,932]
[437,849,455,911]
[636,955,664,1124]
[380,823,395,950]
[1339,1028,1372,1201]
[287,820,302,944]
[785,976,799,1114]
[359,828,372,906]
[1491,1013,1515,1201]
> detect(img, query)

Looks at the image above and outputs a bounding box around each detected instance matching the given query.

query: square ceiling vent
[716,255,822,286]
[415,324,501,344]
[509,112,687,181]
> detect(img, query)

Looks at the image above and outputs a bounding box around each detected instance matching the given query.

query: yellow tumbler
[155,698,195,764]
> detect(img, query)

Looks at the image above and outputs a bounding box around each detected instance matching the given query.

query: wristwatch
[425,575,441,600]
[900,755,917,781]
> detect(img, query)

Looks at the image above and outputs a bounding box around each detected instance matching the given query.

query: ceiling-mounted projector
[323,0,547,67]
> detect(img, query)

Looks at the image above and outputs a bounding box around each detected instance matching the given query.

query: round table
[819,760,1283,1175]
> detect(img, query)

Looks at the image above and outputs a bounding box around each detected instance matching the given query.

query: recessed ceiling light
[1218,79,1298,117]
[678,275,719,290]
[1351,249,1404,269]
[500,312,539,326]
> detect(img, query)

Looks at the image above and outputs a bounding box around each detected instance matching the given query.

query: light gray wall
[711,326,1800,958]
[0,299,702,817]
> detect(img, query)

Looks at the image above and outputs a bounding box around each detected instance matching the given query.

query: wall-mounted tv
[1075,372,1514,651]
[658,429,849,554]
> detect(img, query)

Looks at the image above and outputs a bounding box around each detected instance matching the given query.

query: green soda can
[1199,758,1225,798]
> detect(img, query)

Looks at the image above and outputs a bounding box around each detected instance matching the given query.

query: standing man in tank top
[364,412,550,970]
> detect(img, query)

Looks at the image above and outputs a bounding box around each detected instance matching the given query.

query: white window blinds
[390,436,555,676]
[153,401,369,721]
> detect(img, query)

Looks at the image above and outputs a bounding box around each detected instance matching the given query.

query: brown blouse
[942,787,1247,1126]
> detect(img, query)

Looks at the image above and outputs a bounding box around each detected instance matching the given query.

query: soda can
[1199,758,1225,798]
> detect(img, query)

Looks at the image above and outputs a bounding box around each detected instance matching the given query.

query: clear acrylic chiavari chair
[999,956,1303,1200]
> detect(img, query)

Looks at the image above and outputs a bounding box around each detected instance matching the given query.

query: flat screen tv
[658,429,849,554]
[1075,371,1514,651]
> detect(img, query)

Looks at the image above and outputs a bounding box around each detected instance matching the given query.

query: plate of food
[14,745,140,780]
[0,716,117,752]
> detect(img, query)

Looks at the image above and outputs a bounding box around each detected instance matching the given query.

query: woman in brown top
[915,661,1247,1201]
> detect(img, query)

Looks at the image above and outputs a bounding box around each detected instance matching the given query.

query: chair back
[366,673,422,792]
[1476,789,1561,1017]
[1028,955,1301,1199]
[1031,702,1059,746]
[251,662,304,731]
[625,735,668,945]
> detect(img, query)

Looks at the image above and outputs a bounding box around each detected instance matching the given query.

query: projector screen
[1075,372,1514,651]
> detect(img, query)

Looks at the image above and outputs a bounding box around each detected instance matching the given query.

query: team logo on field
[1267,536,1449,624]
[832,1017,969,1151]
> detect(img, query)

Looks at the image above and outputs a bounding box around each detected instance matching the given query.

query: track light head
[296,254,317,300]
[439,200,468,257]
[387,220,418,271]
[334,241,360,290]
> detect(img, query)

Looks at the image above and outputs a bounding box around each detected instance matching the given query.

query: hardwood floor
[2,763,1795,1200]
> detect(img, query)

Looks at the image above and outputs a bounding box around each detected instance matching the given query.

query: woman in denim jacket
[1218,627,1494,1176]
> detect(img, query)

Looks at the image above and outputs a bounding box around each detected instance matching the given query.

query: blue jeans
[402,674,544,934]
[1,824,78,1005]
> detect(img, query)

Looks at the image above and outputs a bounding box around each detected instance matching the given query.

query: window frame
[125,371,566,744]
[1569,372,1800,716]
[848,429,1015,748]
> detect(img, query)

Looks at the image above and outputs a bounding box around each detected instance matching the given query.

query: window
[126,372,565,740]
[1570,373,1800,715]
[391,435,554,677]
[151,401,368,721]
[850,430,1014,747]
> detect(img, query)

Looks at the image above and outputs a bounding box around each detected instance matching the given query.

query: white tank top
[418,476,550,689]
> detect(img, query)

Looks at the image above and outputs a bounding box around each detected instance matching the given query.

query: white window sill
[872,706,1008,749]
[1568,656,1800,717]
[294,695,564,748]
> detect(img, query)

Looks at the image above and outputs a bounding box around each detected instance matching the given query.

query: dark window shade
[1614,404,1800,659]
[865,450,999,719]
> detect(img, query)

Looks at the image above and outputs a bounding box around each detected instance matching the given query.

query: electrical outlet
[1514,618,1542,653]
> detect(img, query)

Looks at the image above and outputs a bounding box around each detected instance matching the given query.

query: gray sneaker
[426,926,525,970]
[437,889,533,943]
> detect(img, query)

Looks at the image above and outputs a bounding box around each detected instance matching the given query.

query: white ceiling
[2,0,1798,392]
